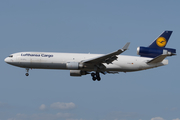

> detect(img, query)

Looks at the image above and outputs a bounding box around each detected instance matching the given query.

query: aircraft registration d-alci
[5,31,176,81]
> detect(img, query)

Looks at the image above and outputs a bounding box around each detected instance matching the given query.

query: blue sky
[0,1,180,120]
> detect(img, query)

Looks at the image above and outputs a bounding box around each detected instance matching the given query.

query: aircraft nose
[4,57,8,63]
[4,57,10,63]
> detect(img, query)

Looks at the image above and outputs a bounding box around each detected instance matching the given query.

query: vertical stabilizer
[137,31,176,58]
[148,31,172,49]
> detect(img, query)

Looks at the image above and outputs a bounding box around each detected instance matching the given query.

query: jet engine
[70,70,87,76]
[66,62,83,69]
[137,47,176,58]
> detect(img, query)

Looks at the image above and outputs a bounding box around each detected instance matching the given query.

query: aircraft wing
[83,42,130,65]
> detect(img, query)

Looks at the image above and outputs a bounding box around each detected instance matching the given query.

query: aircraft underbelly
[24,62,66,69]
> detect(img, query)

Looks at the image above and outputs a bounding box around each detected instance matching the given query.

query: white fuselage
[4,52,168,72]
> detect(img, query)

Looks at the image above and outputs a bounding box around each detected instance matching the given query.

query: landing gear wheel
[91,72,101,81]
[91,73,96,81]
[92,77,96,81]
[91,73,95,77]
[25,73,29,76]
[25,68,29,76]
[97,77,101,81]
[96,72,101,81]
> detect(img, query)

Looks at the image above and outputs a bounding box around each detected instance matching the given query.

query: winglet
[122,42,130,51]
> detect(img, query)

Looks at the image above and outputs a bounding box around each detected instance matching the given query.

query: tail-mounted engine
[137,47,176,58]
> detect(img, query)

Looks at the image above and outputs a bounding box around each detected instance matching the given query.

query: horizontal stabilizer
[147,54,168,64]
[147,50,175,64]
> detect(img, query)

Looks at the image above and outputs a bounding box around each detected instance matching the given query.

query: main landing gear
[91,72,101,81]
[25,68,29,76]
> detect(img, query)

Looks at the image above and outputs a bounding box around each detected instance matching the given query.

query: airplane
[4,31,176,81]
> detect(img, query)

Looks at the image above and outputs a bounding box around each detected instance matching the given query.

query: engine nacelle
[66,62,80,70]
[70,70,87,76]
[137,46,176,58]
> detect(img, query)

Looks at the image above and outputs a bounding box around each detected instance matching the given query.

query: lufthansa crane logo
[156,37,167,47]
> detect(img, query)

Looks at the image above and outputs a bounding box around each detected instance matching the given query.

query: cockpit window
[9,55,13,57]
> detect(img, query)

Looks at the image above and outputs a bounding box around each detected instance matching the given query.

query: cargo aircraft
[4,31,176,81]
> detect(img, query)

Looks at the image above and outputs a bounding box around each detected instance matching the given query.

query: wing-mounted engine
[70,70,88,76]
[137,47,176,58]
[66,62,84,69]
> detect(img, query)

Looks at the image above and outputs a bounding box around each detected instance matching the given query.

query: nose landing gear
[91,72,101,81]
[25,68,29,76]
